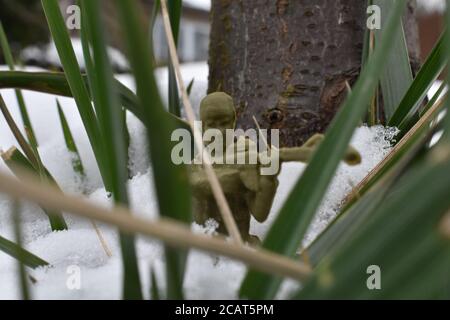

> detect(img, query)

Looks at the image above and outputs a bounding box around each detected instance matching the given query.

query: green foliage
[0,21,38,149]
[1,147,68,231]
[388,33,446,131]
[374,0,413,121]
[57,99,85,178]
[296,157,450,299]
[0,93,67,231]
[41,0,107,186]
[0,232,49,269]
[80,0,142,299]
[0,0,448,300]
[168,0,182,117]
[115,0,192,300]
[12,201,31,300]
[0,71,191,133]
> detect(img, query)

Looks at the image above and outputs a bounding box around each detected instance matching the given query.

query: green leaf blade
[295,159,450,299]
[167,0,182,117]
[388,32,446,128]
[0,21,38,149]
[374,0,413,120]
[115,0,192,299]
[81,0,143,299]
[57,100,85,177]
[41,0,107,188]
[1,147,68,231]
[0,233,49,269]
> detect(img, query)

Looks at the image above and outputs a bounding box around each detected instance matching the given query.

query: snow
[428,80,445,100]
[183,0,211,11]
[417,0,446,13]
[0,63,397,299]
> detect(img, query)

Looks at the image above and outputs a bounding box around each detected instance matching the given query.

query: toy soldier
[189,92,361,244]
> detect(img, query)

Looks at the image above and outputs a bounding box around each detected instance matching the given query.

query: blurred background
[0,0,211,68]
[0,0,445,69]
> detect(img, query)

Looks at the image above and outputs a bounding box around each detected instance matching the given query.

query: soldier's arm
[278,134,361,166]
[279,146,315,162]
[277,133,322,163]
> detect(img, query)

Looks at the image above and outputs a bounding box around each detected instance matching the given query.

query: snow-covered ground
[0,62,398,299]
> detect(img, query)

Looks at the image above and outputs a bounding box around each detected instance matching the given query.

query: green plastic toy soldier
[189,92,361,244]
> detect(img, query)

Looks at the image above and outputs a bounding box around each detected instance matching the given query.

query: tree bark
[208,0,421,147]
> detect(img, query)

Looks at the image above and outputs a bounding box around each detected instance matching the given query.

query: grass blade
[0,93,40,168]
[239,0,408,299]
[79,0,111,191]
[0,233,49,269]
[12,200,31,300]
[79,1,100,112]
[0,93,68,230]
[343,94,447,210]
[121,107,131,178]
[0,169,311,284]
[149,0,161,64]
[40,0,107,188]
[0,71,192,134]
[81,0,142,299]
[306,186,389,266]
[186,78,195,97]
[167,0,182,117]
[0,21,38,149]
[115,0,192,299]
[58,102,112,256]
[371,232,448,299]
[306,113,433,266]
[295,157,450,299]
[79,2,131,180]
[1,147,68,231]
[388,32,446,129]
[374,0,413,120]
[420,80,446,118]
[396,80,446,137]
[56,99,85,177]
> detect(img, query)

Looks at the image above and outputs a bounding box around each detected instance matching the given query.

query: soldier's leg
[236,212,261,246]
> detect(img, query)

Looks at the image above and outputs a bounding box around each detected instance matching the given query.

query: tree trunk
[208,0,421,147]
